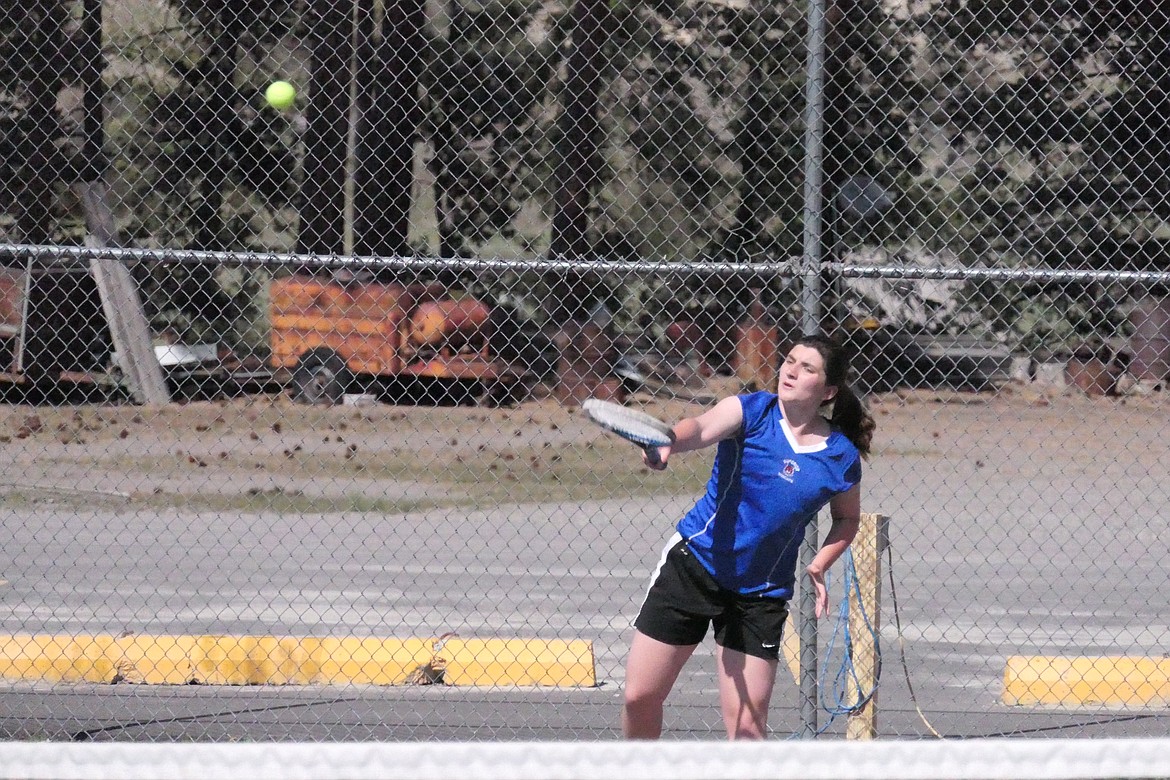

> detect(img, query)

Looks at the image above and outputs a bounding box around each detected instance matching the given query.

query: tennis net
[2,738,1170,780]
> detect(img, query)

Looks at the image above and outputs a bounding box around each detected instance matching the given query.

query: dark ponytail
[793,332,876,458]
[827,384,874,458]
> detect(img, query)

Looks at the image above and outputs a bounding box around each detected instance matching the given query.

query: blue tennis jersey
[677,391,862,599]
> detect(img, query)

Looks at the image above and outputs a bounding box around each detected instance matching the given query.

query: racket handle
[644,445,663,467]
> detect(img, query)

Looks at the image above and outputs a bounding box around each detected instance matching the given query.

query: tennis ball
[265,81,296,110]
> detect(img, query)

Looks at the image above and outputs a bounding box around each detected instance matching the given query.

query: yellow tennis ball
[265,81,296,110]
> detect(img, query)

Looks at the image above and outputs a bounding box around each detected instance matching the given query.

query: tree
[352,0,427,260]
[298,0,354,258]
[1,1,68,245]
[548,0,609,318]
[418,0,557,268]
[189,0,241,253]
[899,0,1170,273]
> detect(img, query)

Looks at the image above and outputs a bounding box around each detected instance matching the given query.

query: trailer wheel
[475,376,524,408]
[290,348,350,405]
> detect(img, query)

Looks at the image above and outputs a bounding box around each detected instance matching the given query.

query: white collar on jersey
[779,414,829,454]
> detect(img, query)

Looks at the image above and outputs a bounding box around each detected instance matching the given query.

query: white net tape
[3,739,1170,780]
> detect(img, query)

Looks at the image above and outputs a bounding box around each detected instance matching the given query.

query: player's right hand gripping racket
[582,398,674,467]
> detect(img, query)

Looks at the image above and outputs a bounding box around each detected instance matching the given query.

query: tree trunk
[727,64,772,261]
[77,0,119,247]
[548,0,607,319]
[79,0,105,186]
[191,0,241,253]
[429,0,470,266]
[10,0,67,245]
[821,0,856,259]
[299,0,356,259]
[353,0,425,261]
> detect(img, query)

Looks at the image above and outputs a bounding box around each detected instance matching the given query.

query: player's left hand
[805,565,829,618]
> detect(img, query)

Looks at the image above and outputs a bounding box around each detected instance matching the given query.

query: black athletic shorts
[634,537,789,661]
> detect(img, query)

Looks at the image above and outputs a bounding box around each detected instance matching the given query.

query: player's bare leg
[622,630,698,739]
[715,645,778,739]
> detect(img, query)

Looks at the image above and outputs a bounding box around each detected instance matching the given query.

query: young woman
[621,332,875,740]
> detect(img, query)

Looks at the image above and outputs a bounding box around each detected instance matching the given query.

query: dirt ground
[2,377,1168,514]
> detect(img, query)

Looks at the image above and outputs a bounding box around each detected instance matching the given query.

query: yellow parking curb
[0,634,595,688]
[1003,655,1170,707]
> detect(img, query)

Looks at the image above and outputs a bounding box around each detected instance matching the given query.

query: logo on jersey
[779,458,799,483]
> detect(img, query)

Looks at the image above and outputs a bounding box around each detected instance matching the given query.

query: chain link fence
[1,0,1169,741]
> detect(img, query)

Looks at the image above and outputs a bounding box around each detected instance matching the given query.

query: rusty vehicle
[0,257,113,399]
[268,274,522,405]
[1,256,265,402]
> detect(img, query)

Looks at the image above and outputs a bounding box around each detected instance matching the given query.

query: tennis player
[622,332,875,739]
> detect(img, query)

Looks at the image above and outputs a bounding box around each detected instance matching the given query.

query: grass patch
[26,441,709,512]
[137,490,442,515]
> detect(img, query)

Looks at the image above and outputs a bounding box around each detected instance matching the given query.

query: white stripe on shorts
[639,532,683,613]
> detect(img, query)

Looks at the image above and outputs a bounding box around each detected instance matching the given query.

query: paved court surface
[2,390,1170,740]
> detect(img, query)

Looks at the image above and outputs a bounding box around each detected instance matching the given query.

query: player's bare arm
[804,484,862,617]
[645,396,744,470]
[668,396,744,455]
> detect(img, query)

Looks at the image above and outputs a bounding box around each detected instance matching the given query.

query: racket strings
[583,399,673,448]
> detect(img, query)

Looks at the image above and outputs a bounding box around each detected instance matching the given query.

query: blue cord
[814,549,882,735]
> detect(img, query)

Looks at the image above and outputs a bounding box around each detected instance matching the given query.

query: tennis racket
[581,398,674,467]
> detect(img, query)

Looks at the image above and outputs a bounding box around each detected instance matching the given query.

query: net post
[846,512,888,740]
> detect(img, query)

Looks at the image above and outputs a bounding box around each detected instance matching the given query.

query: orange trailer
[268,274,520,404]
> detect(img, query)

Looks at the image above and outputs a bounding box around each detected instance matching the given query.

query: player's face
[777,345,836,406]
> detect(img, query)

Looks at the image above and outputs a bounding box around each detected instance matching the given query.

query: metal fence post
[798,0,828,741]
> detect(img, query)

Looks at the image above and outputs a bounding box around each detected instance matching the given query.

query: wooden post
[75,0,168,405]
[79,179,170,405]
[89,250,170,405]
[846,511,888,740]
